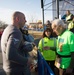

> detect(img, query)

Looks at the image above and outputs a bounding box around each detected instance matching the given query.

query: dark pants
[54,68,74,75]
[46,60,57,75]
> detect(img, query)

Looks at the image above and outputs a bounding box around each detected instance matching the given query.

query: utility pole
[56,0,59,18]
[41,0,45,31]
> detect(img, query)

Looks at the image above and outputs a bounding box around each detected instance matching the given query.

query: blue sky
[0,0,52,24]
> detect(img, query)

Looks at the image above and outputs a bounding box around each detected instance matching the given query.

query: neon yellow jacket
[68,21,74,30]
[38,37,56,61]
[66,14,72,23]
[56,30,74,69]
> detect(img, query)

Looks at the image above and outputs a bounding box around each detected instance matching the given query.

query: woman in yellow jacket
[68,15,74,33]
[38,28,57,73]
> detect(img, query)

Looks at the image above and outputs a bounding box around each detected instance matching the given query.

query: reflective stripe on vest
[68,21,74,30]
[66,14,72,21]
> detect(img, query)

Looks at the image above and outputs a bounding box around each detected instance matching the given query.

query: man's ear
[16,17,19,22]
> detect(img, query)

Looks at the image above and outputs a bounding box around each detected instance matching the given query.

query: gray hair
[52,19,66,28]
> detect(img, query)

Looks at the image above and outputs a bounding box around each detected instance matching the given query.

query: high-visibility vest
[38,37,56,60]
[68,21,74,30]
[66,14,72,23]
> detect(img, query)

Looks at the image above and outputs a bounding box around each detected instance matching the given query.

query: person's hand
[29,63,34,70]
[27,57,36,71]
[27,57,33,66]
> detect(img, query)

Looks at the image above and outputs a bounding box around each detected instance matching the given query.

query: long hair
[42,28,52,38]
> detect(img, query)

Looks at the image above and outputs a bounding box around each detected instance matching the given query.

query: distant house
[29,21,43,31]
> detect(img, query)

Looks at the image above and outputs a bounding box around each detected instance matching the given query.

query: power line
[64,0,74,6]
[44,0,46,4]
[44,9,74,11]
[44,0,56,10]
[44,4,52,10]
[44,0,55,6]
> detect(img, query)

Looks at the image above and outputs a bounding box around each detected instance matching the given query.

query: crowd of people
[1,10,74,75]
[38,10,74,75]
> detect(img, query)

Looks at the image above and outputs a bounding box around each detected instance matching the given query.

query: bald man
[1,11,32,75]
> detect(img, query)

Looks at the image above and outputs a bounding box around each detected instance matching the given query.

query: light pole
[41,0,45,31]
[56,0,59,18]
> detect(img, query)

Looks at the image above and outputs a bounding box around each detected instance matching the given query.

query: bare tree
[28,14,38,23]
[0,20,8,29]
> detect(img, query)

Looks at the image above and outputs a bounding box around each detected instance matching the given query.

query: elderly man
[52,19,74,75]
[1,11,32,75]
